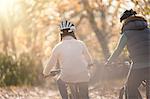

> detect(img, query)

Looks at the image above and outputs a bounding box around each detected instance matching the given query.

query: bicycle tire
[146,80,150,99]
[119,86,128,99]
[67,83,79,99]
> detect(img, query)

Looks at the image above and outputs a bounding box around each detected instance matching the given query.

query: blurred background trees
[0,0,149,86]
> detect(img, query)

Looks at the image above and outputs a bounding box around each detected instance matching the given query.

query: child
[43,20,93,99]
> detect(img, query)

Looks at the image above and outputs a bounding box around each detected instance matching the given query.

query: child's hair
[120,9,137,22]
[60,31,77,41]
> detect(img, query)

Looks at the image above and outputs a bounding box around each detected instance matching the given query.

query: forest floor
[0,86,119,99]
[0,86,147,99]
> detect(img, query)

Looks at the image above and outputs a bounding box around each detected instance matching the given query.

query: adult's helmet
[60,20,76,33]
[120,9,137,22]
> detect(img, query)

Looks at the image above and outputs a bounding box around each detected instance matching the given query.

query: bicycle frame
[119,80,150,99]
[48,70,81,99]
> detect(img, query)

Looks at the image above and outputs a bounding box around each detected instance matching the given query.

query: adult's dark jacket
[122,16,150,68]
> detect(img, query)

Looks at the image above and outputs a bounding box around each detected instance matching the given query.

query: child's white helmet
[60,20,76,33]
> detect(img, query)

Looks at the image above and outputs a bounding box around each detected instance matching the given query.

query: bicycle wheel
[146,80,150,99]
[119,86,142,99]
[119,86,127,99]
[68,83,79,99]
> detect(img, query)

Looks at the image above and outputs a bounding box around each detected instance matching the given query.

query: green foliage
[0,53,43,86]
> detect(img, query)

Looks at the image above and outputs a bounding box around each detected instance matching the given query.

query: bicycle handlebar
[50,69,61,76]
[105,61,131,66]
[42,69,61,78]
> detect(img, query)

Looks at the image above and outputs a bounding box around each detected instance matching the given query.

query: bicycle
[117,64,150,99]
[47,69,86,99]
[105,62,150,99]
[119,80,150,99]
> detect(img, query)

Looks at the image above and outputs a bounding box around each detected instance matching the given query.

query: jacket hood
[122,16,148,31]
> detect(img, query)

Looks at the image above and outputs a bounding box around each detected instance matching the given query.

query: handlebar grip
[50,69,61,76]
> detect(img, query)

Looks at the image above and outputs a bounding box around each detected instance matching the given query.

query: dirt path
[0,87,59,99]
[0,86,119,99]
[0,86,146,99]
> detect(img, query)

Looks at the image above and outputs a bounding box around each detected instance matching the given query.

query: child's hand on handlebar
[104,61,110,66]
[104,61,114,67]
[42,69,61,79]
[50,69,61,77]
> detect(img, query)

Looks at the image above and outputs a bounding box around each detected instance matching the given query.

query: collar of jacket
[123,16,147,26]
[121,16,148,33]
[62,36,75,41]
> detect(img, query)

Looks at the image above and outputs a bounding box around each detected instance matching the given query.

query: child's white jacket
[43,36,93,83]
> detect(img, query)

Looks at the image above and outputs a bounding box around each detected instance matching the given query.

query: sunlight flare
[0,0,15,14]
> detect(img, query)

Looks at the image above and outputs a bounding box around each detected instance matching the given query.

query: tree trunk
[10,31,16,55]
[82,0,110,60]
[1,25,8,55]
